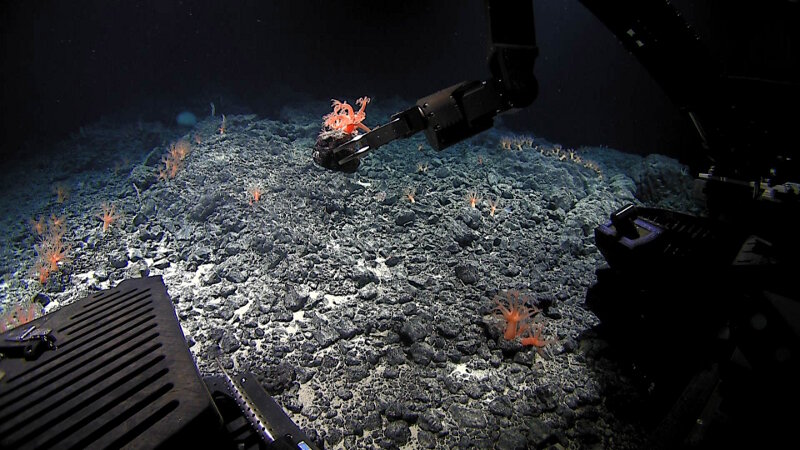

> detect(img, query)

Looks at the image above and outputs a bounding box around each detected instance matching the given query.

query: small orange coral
[520,321,558,356]
[159,140,191,180]
[487,198,499,217]
[32,223,71,283]
[53,183,70,203]
[99,202,119,232]
[493,290,557,356]
[248,185,263,205]
[466,191,480,209]
[493,290,539,340]
[30,216,47,236]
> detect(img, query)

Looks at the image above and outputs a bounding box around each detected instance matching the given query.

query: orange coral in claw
[323,97,371,135]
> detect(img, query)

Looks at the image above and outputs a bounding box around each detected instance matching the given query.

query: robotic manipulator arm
[319,0,539,172]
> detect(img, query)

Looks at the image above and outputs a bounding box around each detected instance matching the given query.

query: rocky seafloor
[0,98,700,449]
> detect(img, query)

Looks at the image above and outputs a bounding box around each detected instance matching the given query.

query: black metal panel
[0,276,221,450]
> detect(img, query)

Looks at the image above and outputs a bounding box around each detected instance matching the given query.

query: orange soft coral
[159,140,191,180]
[98,202,119,232]
[32,224,71,282]
[493,290,540,340]
[520,321,558,356]
[322,97,371,135]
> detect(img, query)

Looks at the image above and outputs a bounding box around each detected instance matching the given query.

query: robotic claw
[314,0,539,173]
[317,0,797,194]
